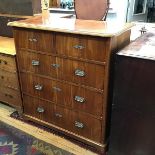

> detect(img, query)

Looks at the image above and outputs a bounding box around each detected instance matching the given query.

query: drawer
[18,50,57,78]
[56,57,105,89]
[0,87,22,107]
[56,33,107,63]
[21,72,58,102]
[23,95,103,142]
[0,54,16,72]
[21,73,103,116]
[14,29,54,53]
[23,95,52,123]
[0,69,19,89]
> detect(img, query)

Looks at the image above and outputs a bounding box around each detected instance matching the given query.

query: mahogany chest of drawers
[0,37,22,111]
[10,16,132,153]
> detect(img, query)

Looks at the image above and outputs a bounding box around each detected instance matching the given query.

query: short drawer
[56,33,107,63]
[23,95,52,123]
[21,72,58,102]
[21,73,103,116]
[0,54,16,72]
[14,29,54,53]
[0,87,22,108]
[0,69,19,89]
[56,57,105,89]
[23,95,103,143]
[18,50,57,78]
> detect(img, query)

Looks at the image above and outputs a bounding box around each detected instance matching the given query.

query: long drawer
[14,29,54,53]
[0,54,17,72]
[21,72,104,117]
[0,86,22,107]
[23,95,103,143]
[0,69,19,89]
[18,50,105,89]
[55,33,107,63]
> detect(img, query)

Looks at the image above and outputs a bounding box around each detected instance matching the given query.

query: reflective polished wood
[10,15,133,153]
[8,14,134,37]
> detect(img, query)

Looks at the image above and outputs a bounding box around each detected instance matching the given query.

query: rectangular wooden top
[8,14,134,37]
[0,36,16,56]
[118,31,155,60]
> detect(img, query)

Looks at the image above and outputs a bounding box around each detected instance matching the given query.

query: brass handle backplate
[53,87,62,92]
[32,60,40,66]
[37,107,45,113]
[74,96,85,103]
[51,64,60,68]
[75,69,85,77]
[55,113,63,118]
[73,45,85,50]
[34,84,43,91]
[75,121,84,129]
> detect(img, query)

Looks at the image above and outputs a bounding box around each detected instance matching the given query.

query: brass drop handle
[74,96,85,103]
[53,87,62,92]
[55,113,63,118]
[33,38,38,42]
[37,107,45,113]
[5,94,13,98]
[75,121,84,129]
[32,60,40,66]
[0,59,7,65]
[28,38,33,42]
[51,64,60,68]
[75,69,85,77]
[73,45,85,50]
[34,84,43,91]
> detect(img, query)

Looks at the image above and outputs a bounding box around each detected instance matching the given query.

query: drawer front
[51,105,103,142]
[14,29,54,53]
[56,33,107,63]
[23,95,103,142]
[0,70,19,89]
[57,58,105,89]
[23,95,52,123]
[18,50,57,78]
[21,73,58,102]
[0,54,16,71]
[70,85,103,117]
[21,73,103,116]
[0,87,22,107]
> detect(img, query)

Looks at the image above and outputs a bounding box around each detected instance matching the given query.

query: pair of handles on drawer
[34,84,85,103]
[0,59,7,65]
[34,85,62,92]
[37,107,62,118]
[29,39,85,50]
[28,38,37,42]
[32,60,60,68]
[36,107,84,129]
